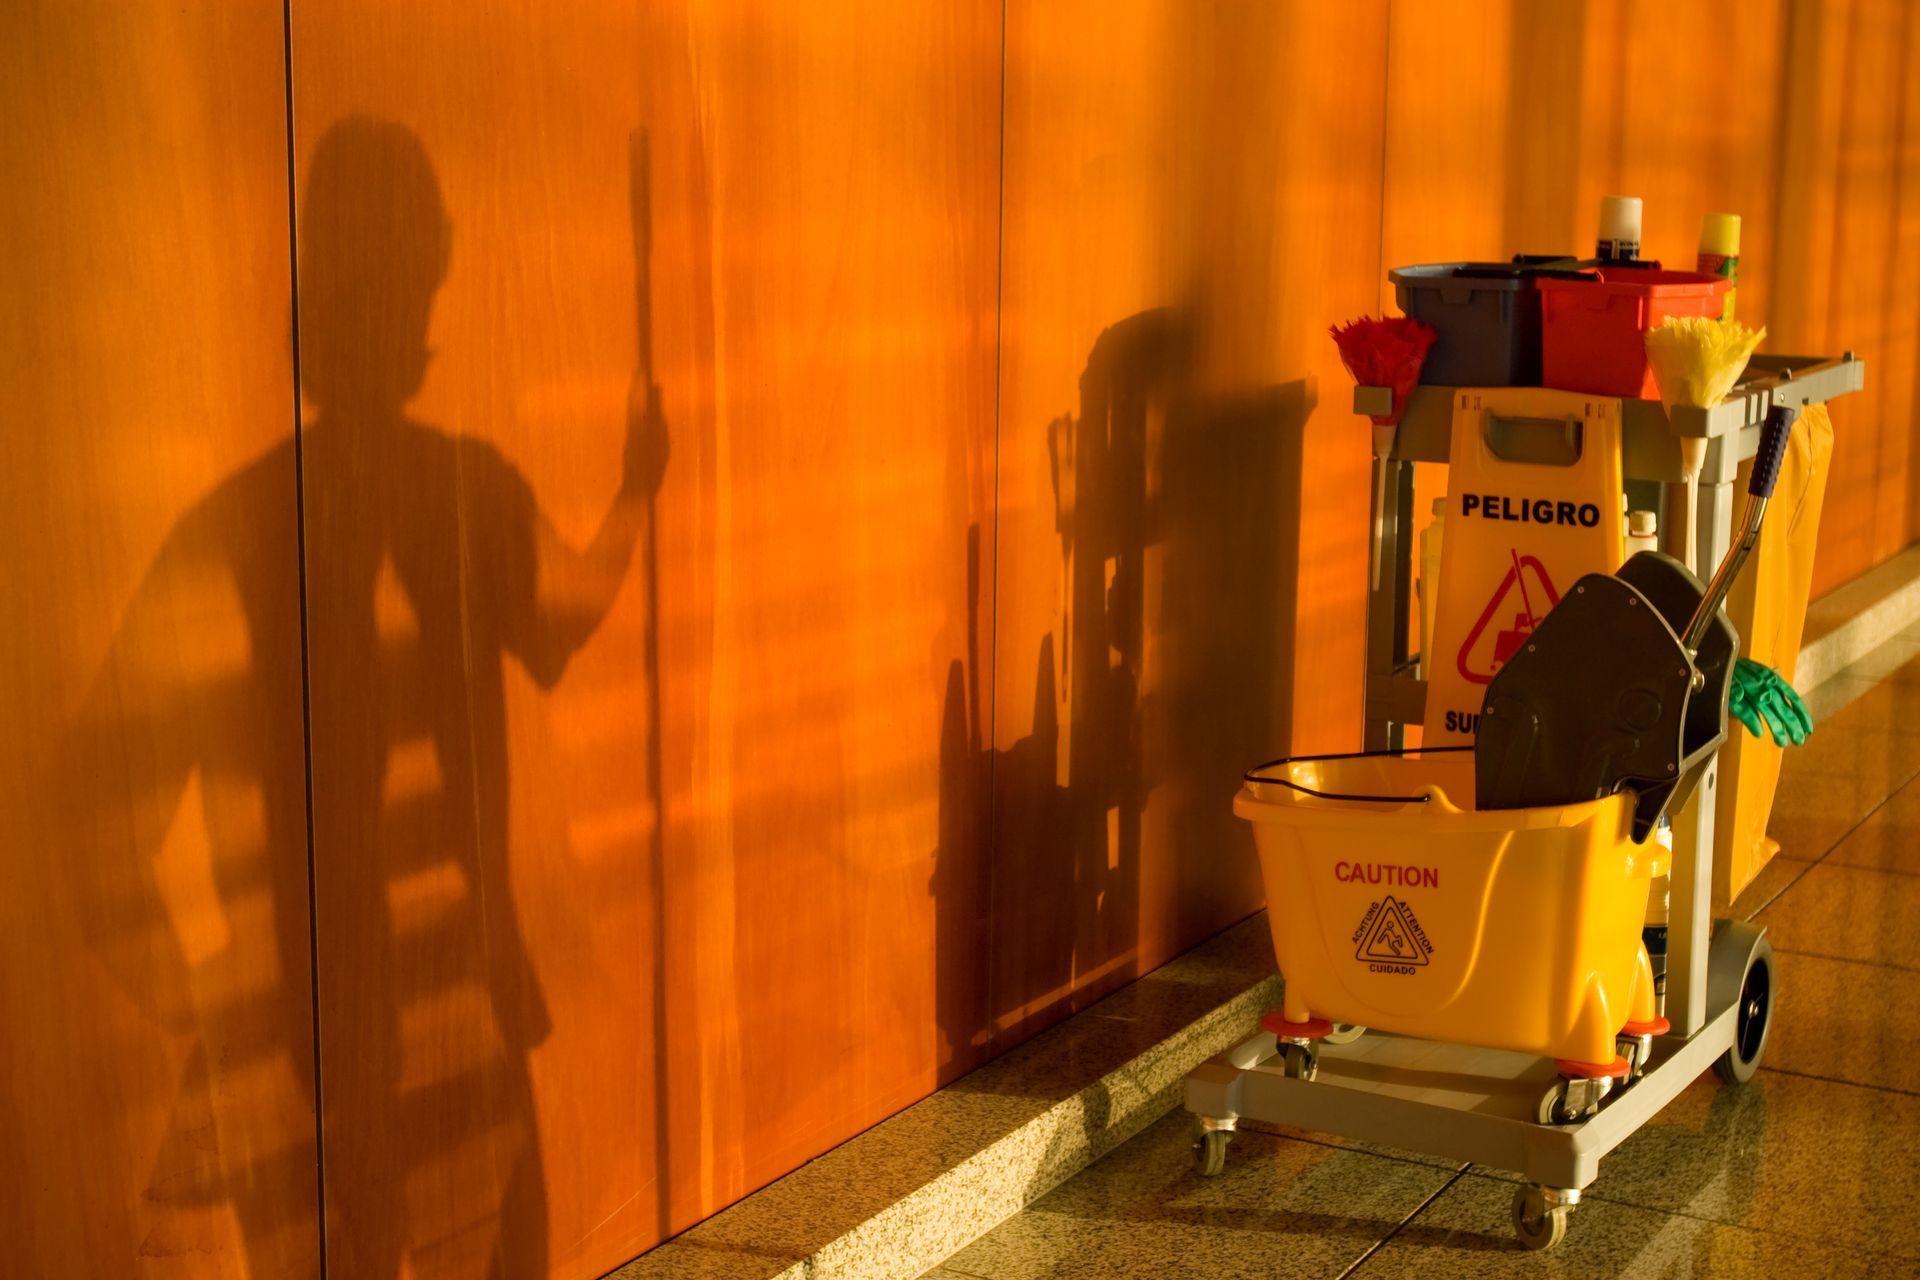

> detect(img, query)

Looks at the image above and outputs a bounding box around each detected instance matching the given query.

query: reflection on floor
[923,624,1920,1279]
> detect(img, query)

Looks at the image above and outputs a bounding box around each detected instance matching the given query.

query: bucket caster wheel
[1278,1042,1318,1081]
[1512,1184,1576,1251]
[1714,935,1774,1085]
[1616,1017,1668,1084]
[1538,1074,1619,1124]
[1190,1119,1233,1176]
[1258,1014,1328,1082]
[1540,1055,1628,1123]
[1323,1023,1366,1045]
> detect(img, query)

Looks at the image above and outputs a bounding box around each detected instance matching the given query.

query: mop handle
[1510,547,1536,626]
[1680,404,1799,656]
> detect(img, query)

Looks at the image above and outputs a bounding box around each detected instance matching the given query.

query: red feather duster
[1332,315,1437,589]
[1330,316,1438,425]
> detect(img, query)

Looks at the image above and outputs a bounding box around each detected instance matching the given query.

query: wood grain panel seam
[1376,0,1393,318]
[277,0,330,1273]
[984,0,1008,1065]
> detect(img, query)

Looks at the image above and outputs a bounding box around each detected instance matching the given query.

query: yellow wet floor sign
[1425,389,1625,746]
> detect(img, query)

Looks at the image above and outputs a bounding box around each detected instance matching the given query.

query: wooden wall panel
[1885,3,1920,570]
[638,3,1000,1232]
[989,0,1389,1047]
[0,2,318,1277]
[288,1,998,1273]
[1786,0,1920,593]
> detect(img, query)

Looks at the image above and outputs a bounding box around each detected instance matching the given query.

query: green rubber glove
[1728,657,1813,747]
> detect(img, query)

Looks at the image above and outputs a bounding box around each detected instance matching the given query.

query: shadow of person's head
[299,116,450,420]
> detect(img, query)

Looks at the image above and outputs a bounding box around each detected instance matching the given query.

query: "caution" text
[1335,861,1440,889]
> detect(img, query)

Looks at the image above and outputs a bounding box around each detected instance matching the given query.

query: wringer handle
[1747,403,1797,500]
[1680,404,1800,658]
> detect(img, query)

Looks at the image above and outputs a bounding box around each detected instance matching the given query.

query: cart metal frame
[1184,352,1865,1244]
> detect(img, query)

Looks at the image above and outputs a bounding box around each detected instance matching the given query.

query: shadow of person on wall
[69,115,667,1279]
[301,114,668,1280]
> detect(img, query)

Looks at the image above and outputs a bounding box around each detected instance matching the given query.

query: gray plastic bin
[1390,262,1545,387]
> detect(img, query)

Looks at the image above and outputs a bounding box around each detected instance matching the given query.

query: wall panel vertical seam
[984,0,1008,1058]
[278,0,330,1273]
[1377,0,1393,317]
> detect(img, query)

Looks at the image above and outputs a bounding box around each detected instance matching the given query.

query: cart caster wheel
[1714,934,1773,1085]
[1537,1079,1573,1125]
[1323,1023,1366,1046]
[1192,1128,1231,1177]
[1511,1184,1572,1251]
[1279,1042,1318,1081]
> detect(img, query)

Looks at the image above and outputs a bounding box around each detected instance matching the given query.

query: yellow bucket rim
[1237,746,1637,835]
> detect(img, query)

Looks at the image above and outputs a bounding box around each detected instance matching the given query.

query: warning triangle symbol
[1358,897,1430,965]
[1456,552,1560,686]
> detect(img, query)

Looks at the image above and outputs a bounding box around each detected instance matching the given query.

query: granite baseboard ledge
[1796,542,1920,691]
[606,915,1281,1280]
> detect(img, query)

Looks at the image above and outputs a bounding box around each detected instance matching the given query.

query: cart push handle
[1680,404,1799,658]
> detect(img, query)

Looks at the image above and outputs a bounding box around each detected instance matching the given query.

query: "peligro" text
[1458,493,1601,528]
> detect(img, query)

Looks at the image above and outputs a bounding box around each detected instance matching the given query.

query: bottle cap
[1699,212,1741,256]
[1629,509,1657,537]
[1599,195,1643,243]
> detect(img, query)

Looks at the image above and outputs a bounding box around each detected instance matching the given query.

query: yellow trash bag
[1711,401,1834,907]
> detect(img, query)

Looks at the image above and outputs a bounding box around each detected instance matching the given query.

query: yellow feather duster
[1644,316,1766,414]
[1643,316,1766,571]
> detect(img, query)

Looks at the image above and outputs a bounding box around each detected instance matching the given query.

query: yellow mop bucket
[1237,748,1659,1066]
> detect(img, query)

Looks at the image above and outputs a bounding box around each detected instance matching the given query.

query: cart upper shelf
[1354,352,1865,485]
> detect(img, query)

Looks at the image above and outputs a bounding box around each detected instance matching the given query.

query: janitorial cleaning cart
[1184,213,1865,1250]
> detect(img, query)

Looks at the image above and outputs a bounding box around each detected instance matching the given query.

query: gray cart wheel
[1511,1185,1569,1251]
[1323,1023,1366,1045]
[1713,935,1774,1085]
[1279,1042,1317,1081]
[1536,1079,1571,1124]
[1192,1128,1230,1177]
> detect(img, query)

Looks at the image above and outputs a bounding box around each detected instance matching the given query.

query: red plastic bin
[1537,268,1730,398]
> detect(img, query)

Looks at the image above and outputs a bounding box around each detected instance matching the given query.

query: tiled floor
[926,630,1920,1279]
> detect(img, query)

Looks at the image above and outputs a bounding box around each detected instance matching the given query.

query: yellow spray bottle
[1697,213,1740,321]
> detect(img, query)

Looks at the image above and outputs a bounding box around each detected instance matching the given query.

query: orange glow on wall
[3,2,1917,1276]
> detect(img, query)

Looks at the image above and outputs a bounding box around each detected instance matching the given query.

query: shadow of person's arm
[63,534,209,1036]
[511,377,669,688]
